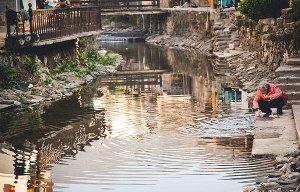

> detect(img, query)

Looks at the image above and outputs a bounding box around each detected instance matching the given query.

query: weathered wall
[103,11,212,41]
[0,35,98,69]
[234,9,297,71]
[159,11,211,40]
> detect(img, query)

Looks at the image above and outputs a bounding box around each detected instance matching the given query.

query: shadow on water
[0,41,275,192]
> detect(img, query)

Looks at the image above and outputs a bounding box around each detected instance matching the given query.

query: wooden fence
[32,6,101,41]
[5,0,160,48]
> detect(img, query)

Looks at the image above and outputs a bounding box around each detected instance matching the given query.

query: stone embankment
[0,50,125,112]
[244,152,300,192]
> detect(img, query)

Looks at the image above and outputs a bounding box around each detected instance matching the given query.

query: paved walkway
[252,107,300,156]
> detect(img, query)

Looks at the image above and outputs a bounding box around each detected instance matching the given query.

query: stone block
[282,8,293,14]
[259,18,277,26]
[277,18,284,27]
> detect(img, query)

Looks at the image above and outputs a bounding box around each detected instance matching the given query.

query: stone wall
[102,11,212,41]
[234,9,297,71]
[159,10,211,41]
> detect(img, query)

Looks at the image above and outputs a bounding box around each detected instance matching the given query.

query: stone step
[276,65,300,77]
[216,37,230,42]
[289,100,300,105]
[215,45,228,51]
[286,58,300,65]
[286,91,300,101]
[278,83,300,92]
[215,41,228,46]
[213,26,225,31]
[278,76,300,84]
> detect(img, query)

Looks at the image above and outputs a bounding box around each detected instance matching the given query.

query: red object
[253,83,288,109]
[9,185,15,192]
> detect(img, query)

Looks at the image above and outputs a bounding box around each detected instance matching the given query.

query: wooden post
[29,3,33,42]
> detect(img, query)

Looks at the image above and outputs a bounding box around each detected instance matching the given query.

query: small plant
[87,49,100,63]
[79,52,87,64]
[24,57,40,76]
[45,77,52,85]
[31,89,39,95]
[0,63,16,89]
[109,16,116,22]
[100,53,116,66]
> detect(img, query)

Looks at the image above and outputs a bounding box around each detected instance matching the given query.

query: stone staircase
[276,57,300,106]
[212,8,240,52]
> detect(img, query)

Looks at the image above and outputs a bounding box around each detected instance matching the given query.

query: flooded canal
[0,42,275,192]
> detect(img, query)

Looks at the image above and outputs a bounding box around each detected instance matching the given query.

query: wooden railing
[5,0,160,48]
[32,6,101,42]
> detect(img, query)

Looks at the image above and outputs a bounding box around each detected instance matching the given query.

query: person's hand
[256,109,262,117]
[264,95,271,101]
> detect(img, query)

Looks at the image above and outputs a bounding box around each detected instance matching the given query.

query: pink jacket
[253,83,288,108]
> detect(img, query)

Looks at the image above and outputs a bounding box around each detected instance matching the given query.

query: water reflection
[0,42,274,192]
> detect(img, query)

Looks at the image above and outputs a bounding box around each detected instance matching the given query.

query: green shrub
[44,77,52,85]
[238,0,289,22]
[24,57,40,76]
[109,16,116,22]
[87,49,100,63]
[0,63,16,89]
[100,53,116,66]
[289,0,300,27]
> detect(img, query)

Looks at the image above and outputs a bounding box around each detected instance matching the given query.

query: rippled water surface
[0,42,275,192]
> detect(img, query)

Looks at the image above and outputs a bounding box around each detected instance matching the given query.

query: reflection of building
[0,89,108,191]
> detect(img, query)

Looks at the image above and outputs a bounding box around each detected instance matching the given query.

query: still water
[0,42,275,192]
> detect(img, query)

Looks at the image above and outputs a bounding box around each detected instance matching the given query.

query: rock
[261,182,280,189]
[182,2,189,8]
[243,187,255,192]
[3,100,15,104]
[280,163,288,173]
[98,50,107,56]
[229,43,236,50]
[275,156,289,164]
[22,98,33,104]
[259,18,277,25]
[288,157,297,163]
[43,98,53,101]
[13,101,22,107]
[30,99,40,103]
[287,172,300,180]
[268,178,297,185]
[282,8,293,14]
[268,173,283,178]
[28,84,34,89]
[85,75,93,82]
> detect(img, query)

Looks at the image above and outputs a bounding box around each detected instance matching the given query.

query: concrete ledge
[292,104,300,141]
[252,109,299,156]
